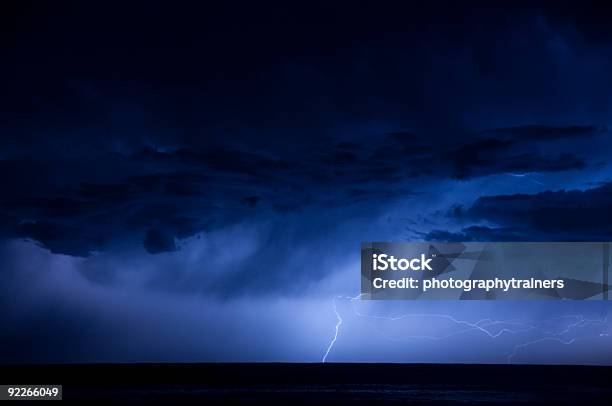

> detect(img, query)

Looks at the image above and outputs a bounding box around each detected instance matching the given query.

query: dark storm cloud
[144,228,177,254]
[428,182,612,241]
[0,122,602,256]
[442,139,587,180]
[1,1,612,258]
[0,166,220,256]
[427,226,530,242]
[3,1,612,365]
[480,125,604,141]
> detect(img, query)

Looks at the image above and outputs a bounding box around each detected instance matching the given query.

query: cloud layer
[2,2,612,364]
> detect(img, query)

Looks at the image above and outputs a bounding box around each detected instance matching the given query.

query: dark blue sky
[1,1,612,364]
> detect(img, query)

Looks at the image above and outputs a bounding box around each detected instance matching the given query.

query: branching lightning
[322,294,362,363]
[506,172,545,186]
[322,295,610,363]
[507,315,609,363]
[321,296,342,363]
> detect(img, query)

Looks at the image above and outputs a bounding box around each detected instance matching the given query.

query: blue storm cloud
[1,2,612,364]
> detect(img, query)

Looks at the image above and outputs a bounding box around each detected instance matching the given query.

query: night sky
[2,1,612,364]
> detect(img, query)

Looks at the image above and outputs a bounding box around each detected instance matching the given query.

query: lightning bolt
[507,315,609,363]
[321,296,341,363]
[322,294,362,363]
[506,172,545,186]
[322,295,610,363]
[507,337,578,363]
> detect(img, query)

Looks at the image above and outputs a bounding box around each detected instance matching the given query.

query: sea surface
[2,363,611,404]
